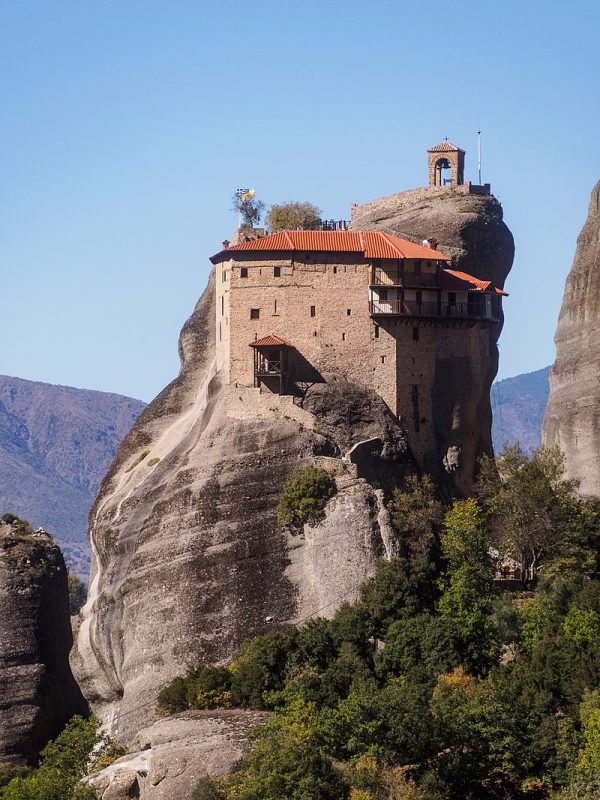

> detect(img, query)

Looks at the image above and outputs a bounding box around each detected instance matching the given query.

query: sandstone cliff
[0,519,87,765]
[72,272,407,743]
[351,185,514,492]
[543,181,600,495]
[73,187,514,744]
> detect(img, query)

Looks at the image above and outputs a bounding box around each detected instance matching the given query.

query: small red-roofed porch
[250,335,291,394]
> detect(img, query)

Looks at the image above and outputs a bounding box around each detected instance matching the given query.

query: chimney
[424,237,438,251]
[222,239,230,250]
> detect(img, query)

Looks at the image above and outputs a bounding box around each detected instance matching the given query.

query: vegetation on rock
[67,573,88,615]
[266,201,322,232]
[0,715,121,800]
[159,446,600,799]
[277,466,336,529]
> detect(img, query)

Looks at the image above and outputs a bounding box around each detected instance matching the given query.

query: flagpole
[477,130,482,185]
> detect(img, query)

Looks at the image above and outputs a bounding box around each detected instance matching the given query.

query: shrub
[68,573,88,615]
[0,513,18,525]
[125,450,150,472]
[231,628,298,708]
[277,467,336,529]
[157,675,189,714]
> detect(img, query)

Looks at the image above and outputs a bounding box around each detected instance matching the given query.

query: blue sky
[2,0,598,402]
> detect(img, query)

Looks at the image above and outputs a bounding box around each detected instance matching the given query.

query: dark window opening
[250,308,260,320]
[219,322,221,342]
[448,292,456,305]
[313,331,317,337]
[222,271,226,282]
[310,306,316,317]
[374,324,379,339]
[221,296,224,315]
[381,355,385,364]
[411,385,420,432]
[274,299,277,314]
[274,266,281,277]
[380,289,388,301]
[412,326,419,341]
[347,308,351,316]
[240,267,248,278]
[333,266,337,274]
[342,332,346,341]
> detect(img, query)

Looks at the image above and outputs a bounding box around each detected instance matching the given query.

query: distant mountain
[491,367,551,454]
[0,375,145,576]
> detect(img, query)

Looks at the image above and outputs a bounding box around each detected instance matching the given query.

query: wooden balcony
[369,299,500,322]
[255,359,283,376]
[370,269,438,287]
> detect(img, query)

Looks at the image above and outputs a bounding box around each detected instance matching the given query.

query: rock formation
[87,710,271,800]
[0,519,87,765]
[543,180,600,495]
[350,185,514,493]
[73,186,514,744]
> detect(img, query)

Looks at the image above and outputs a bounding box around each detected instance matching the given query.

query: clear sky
[2,0,598,402]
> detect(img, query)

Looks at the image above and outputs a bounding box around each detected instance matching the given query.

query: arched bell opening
[435,157,452,187]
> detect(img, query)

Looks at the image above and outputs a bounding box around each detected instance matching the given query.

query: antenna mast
[477,130,482,184]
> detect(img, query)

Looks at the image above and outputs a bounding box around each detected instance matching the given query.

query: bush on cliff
[277,466,336,529]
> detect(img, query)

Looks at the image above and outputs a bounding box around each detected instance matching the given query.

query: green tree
[266,202,322,232]
[387,475,444,560]
[438,500,499,673]
[232,191,265,228]
[477,445,579,585]
[277,467,336,530]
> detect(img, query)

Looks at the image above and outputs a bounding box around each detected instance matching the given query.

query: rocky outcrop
[0,520,87,765]
[73,187,514,744]
[87,710,270,800]
[543,181,600,495]
[72,272,409,743]
[351,185,514,493]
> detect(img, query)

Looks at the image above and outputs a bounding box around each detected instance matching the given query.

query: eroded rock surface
[543,180,600,495]
[0,521,87,765]
[87,710,270,800]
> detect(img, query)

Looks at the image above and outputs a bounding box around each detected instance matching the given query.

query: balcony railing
[256,360,282,375]
[370,299,500,322]
[370,270,438,287]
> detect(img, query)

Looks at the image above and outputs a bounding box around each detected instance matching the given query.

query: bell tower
[427,140,465,188]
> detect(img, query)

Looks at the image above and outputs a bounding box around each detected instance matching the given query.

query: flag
[241,189,256,202]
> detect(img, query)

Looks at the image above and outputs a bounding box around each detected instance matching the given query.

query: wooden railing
[370,270,438,287]
[369,299,499,321]
[256,360,282,375]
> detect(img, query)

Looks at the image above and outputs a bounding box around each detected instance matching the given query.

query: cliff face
[543,181,600,495]
[0,520,87,765]
[73,188,514,743]
[351,185,514,492]
[72,272,409,743]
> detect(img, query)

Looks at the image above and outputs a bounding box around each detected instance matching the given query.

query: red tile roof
[211,230,451,263]
[443,269,508,296]
[427,140,466,153]
[249,334,291,347]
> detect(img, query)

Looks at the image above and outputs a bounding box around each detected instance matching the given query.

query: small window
[222,270,226,282]
[274,266,281,277]
[221,296,224,315]
[310,306,316,317]
[347,309,351,316]
[374,324,380,339]
[274,299,278,314]
[313,331,317,337]
[381,355,386,364]
[333,266,337,274]
[342,332,346,341]
[412,326,419,341]
[219,322,222,342]
[250,308,260,320]
[240,267,248,278]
